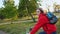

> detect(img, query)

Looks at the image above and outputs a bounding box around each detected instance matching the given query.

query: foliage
[0,0,18,20]
[18,0,37,22]
[18,0,37,17]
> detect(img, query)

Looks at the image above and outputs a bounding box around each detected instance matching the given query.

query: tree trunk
[26,7,36,22]
[29,12,36,22]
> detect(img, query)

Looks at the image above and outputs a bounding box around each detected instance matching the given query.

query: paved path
[0,31,8,34]
[0,15,60,25]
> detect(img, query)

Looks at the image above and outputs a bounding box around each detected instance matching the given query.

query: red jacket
[30,13,57,34]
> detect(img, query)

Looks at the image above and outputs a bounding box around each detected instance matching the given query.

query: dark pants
[39,31,56,34]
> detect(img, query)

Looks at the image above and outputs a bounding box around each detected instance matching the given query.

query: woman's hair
[37,8,44,13]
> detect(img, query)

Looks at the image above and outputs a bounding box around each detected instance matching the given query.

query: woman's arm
[30,15,49,34]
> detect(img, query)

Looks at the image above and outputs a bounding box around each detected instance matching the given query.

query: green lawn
[0,22,35,34]
[0,19,60,34]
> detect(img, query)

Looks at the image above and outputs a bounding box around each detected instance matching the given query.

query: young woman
[30,8,57,34]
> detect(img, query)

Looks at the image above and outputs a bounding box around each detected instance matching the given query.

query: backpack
[46,12,58,24]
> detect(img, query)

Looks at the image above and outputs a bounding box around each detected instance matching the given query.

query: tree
[18,0,37,22]
[3,0,18,20]
[0,8,5,20]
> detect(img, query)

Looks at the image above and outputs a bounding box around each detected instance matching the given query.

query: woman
[30,8,57,34]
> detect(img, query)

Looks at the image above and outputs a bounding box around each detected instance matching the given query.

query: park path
[0,15,60,25]
[0,31,8,34]
[0,19,35,25]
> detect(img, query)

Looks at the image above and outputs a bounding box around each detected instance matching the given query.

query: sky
[14,0,19,6]
[0,0,4,8]
[0,0,60,8]
[0,0,19,8]
[39,0,60,7]
[37,0,60,12]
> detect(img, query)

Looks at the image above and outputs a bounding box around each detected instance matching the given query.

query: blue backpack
[47,12,58,24]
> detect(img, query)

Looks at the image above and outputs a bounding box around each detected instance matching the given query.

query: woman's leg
[52,31,56,34]
[39,32,46,34]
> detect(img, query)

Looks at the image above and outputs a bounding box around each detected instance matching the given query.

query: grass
[56,18,60,34]
[0,22,35,34]
[0,19,60,34]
